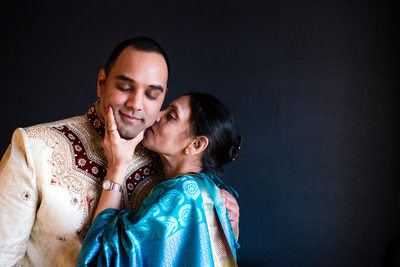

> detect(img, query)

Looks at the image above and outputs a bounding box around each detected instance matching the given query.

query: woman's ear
[189,136,209,155]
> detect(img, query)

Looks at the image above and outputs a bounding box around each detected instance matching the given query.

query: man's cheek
[146,115,158,127]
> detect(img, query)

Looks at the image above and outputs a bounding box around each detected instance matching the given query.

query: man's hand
[220,189,240,240]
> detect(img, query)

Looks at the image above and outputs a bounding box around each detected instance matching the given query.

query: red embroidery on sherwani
[21,191,32,201]
[126,162,158,198]
[86,105,105,137]
[71,197,79,205]
[51,125,107,183]
[86,196,95,213]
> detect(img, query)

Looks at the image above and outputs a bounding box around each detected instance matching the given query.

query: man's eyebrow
[115,75,135,83]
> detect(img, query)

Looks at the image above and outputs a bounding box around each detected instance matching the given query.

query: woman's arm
[91,168,126,222]
[92,105,144,222]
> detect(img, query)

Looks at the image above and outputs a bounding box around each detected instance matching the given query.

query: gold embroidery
[202,188,237,266]
[25,114,162,239]
[25,125,102,223]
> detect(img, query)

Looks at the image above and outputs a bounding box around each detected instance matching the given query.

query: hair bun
[229,135,242,162]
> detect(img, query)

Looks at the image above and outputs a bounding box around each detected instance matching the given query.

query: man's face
[97,47,168,139]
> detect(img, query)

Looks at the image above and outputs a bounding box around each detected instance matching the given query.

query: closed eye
[167,113,176,120]
[145,92,157,100]
[116,85,131,92]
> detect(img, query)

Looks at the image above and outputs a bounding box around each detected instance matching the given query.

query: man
[0,37,239,266]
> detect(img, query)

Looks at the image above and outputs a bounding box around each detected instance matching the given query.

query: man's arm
[220,189,240,240]
[0,128,38,265]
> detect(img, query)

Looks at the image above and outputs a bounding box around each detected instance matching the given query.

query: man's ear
[97,69,107,97]
[189,136,209,155]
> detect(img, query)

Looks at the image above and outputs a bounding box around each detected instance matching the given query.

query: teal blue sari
[78,172,239,266]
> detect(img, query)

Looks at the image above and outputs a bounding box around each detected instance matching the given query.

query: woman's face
[142,95,192,156]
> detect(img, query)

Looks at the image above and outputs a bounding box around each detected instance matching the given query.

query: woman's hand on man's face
[102,105,144,182]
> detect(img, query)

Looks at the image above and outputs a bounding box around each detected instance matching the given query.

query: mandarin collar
[86,101,105,137]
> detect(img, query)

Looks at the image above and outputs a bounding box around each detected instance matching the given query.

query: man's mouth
[119,111,142,123]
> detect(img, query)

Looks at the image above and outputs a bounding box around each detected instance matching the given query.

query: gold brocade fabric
[202,183,238,267]
[0,103,163,267]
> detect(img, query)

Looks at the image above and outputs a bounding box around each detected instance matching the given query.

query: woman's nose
[156,110,166,122]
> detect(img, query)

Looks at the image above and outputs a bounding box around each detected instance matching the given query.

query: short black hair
[185,92,241,176]
[104,37,170,81]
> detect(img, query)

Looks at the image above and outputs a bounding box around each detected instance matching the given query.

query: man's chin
[120,135,135,140]
[118,128,144,140]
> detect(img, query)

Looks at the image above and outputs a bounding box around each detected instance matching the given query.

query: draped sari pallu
[78,172,239,267]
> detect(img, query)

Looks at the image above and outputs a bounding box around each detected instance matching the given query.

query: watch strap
[110,182,122,192]
[103,179,123,192]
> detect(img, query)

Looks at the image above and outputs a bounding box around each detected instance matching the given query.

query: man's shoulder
[23,115,87,131]
[13,114,95,145]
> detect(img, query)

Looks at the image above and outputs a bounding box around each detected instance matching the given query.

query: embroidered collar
[86,101,105,137]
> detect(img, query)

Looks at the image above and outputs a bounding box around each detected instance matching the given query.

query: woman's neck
[160,154,202,179]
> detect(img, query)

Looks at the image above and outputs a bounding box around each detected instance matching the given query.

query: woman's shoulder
[162,173,203,191]
[161,172,200,186]
[141,173,204,207]
[154,172,214,201]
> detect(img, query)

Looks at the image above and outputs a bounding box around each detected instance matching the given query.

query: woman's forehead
[169,96,191,118]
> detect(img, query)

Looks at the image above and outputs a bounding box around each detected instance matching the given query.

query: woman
[78,93,241,266]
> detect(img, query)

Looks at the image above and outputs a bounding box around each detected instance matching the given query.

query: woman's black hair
[185,92,241,176]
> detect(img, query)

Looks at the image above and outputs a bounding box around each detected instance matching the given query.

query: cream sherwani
[0,103,163,267]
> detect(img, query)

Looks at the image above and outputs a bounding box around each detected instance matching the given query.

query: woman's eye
[167,114,175,120]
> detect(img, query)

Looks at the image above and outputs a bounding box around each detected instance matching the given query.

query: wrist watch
[102,179,122,192]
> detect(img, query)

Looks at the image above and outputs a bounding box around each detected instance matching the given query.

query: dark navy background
[0,1,398,266]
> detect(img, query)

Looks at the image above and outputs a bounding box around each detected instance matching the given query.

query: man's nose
[126,90,144,111]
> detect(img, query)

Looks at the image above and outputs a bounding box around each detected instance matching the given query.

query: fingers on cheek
[223,199,232,207]
[227,198,238,206]
[225,194,235,202]
[221,193,229,202]
[225,202,230,210]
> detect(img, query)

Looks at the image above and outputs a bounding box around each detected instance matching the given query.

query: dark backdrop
[1,1,398,266]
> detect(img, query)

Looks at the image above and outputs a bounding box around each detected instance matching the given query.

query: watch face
[103,180,111,190]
